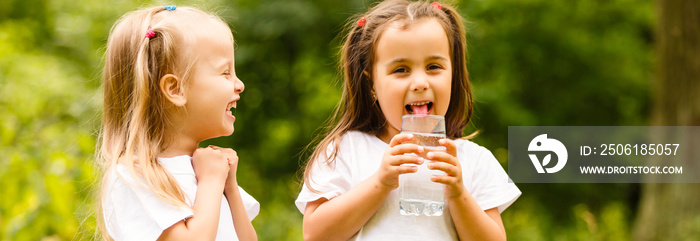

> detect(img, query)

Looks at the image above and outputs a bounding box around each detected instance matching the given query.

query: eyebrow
[213,59,231,70]
[427,55,449,62]
[385,55,449,67]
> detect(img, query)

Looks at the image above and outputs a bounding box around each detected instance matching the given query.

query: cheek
[373,80,404,128]
[380,104,404,133]
[439,94,451,114]
[437,77,452,114]
[375,83,402,110]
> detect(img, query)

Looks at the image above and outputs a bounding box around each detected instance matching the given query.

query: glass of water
[399,114,446,216]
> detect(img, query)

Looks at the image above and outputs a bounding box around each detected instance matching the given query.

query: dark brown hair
[303,0,474,190]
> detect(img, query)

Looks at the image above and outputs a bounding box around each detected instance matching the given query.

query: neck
[377,124,400,144]
[160,134,199,158]
[159,108,200,158]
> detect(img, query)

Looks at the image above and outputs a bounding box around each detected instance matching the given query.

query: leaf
[542,154,551,166]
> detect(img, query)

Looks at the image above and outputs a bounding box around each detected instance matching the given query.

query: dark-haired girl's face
[372,18,452,142]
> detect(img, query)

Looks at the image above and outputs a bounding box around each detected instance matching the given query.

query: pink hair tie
[146,29,156,39]
[357,17,366,27]
[431,2,442,10]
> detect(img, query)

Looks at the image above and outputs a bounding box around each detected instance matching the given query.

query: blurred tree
[0,0,101,239]
[633,0,700,240]
[461,0,652,239]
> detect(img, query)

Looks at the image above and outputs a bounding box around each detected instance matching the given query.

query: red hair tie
[357,17,366,27]
[430,2,441,10]
[146,29,156,39]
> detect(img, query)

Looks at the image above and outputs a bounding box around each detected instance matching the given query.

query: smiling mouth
[405,101,433,115]
[226,101,237,116]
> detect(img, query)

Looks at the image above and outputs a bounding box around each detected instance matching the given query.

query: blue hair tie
[165,5,176,11]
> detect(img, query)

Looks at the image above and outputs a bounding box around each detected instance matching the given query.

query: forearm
[186,180,226,239]
[448,191,506,241]
[160,180,225,241]
[303,175,391,241]
[224,186,257,241]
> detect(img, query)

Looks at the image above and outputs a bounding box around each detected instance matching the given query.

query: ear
[159,74,187,107]
[365,71,377,100]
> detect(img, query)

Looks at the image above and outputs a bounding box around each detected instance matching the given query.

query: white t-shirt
[296,131,521,240]
[103,155,259,241]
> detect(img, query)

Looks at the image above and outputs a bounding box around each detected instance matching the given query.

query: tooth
[409,101,430,106]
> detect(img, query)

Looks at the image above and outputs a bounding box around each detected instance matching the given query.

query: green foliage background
[0,0,655,240]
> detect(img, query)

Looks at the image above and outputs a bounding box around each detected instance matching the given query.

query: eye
[392,66,409,74]
[427,64,443,71]
[223,70,232,76]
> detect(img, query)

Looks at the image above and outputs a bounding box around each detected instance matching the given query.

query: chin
[213,128,234,138]
[224,127,234,136]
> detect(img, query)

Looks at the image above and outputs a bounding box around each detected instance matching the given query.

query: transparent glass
[399,114,446,216]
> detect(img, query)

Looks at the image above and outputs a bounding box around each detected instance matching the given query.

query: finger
[396,165,418,175]
[208,145,233,154]
[218,148,237,156]
[389,143,424,156]
[439,139,458,157]
[389,155,423,166]
[426,151,459,166]
[198,146,213,152]
[206,146,235,159]
[430,174,459,185]
[427,161,460,177]
[389,133,415,147]
[228,156,239,165]
[205,146,222,153]
[226,150,238,162]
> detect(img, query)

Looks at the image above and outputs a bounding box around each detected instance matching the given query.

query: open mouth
[226,101,237,116]
[405,101,433,115]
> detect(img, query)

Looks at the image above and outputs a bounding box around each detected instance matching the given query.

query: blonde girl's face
[182,19,244,141]
[372,18,452,142]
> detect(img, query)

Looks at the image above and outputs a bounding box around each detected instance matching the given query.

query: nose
[410,73,429,92]
[235,77,245,93]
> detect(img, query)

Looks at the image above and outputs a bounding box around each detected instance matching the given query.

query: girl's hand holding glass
[426,139,466,199]
[376,133,425,190]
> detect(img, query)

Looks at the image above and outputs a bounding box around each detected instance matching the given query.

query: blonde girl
[296,1,520,240]
[97,5,258,241]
